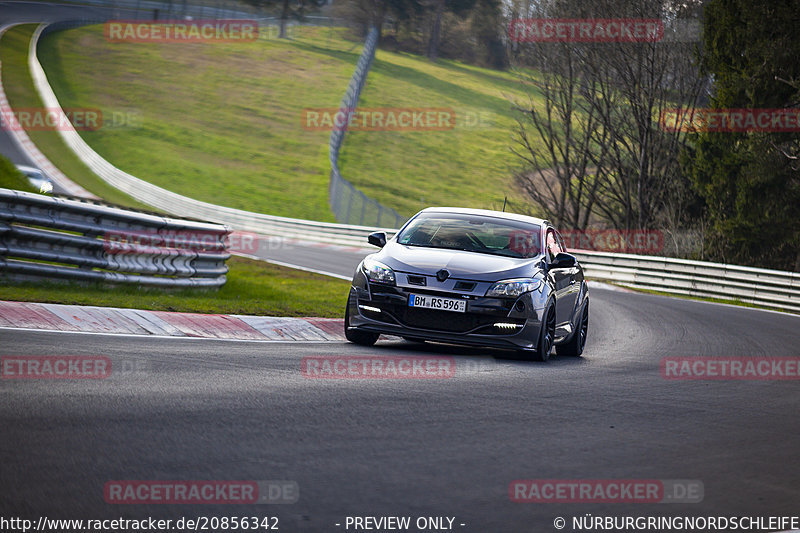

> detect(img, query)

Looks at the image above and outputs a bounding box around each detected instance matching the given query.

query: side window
[545,229,559,262]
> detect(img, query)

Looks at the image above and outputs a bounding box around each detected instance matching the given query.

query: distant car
[344,207,589,361]
[16,165,54,194]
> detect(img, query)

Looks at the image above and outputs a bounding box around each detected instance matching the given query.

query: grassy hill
[8,24,542,221]
[342,51,534,215]
[0,25,148,208]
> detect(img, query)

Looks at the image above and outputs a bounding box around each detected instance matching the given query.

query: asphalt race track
[1,3,799,531]
[2,285,799,531]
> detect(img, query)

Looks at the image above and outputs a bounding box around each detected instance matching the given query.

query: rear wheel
[344,294,379,346]
[532,302,556,362]
[556,301,588,357]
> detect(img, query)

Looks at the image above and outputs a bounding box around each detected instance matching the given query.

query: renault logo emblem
[436,269,450,282]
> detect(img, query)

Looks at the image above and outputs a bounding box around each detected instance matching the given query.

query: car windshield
[396,213,541,258]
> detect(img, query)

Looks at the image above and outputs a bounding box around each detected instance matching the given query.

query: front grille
[407,275,426,286]
[397,307,517,333]
[365,284,520,334]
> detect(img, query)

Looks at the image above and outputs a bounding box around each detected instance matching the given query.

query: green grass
[0,154,36,192]
[36,25,357,221]
[0,25,149,209]
[0,256,350,317]
[340,52,536,215]
[28,24,542,221]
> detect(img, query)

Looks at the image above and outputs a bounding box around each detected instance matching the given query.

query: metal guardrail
[574,250,800,313]
[0,188,230,287]
[328,27,407,229]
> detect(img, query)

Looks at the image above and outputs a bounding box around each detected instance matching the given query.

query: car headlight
[362,257,395,285]
[485,278,541,298]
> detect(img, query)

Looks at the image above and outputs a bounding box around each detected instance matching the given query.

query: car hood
[374,242,544,282]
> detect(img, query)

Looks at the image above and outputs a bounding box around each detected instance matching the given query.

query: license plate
[408,293,466,313]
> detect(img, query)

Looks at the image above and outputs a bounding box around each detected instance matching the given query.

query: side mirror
[367,231,387,248]
[549,252,577,270]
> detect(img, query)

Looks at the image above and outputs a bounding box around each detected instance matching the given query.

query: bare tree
[511,0,706,231]
[580,1,706,230]
[511,41,609,230]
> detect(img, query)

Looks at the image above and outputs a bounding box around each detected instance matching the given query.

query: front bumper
[347,280,547,351]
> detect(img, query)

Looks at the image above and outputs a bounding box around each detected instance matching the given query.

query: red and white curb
[0,300,345,341]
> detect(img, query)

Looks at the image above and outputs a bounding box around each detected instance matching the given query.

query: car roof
[417,207,551,229]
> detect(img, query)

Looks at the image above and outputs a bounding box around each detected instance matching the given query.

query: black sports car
[344,207,589,361]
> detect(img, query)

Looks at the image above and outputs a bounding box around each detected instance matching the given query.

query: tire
[532,302,556,362]
[557,300,588,357]
[344,294,379,346]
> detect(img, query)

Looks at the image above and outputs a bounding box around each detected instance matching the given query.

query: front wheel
[556,301,588,357]
[344,294,379,346]
[532,302,556,362]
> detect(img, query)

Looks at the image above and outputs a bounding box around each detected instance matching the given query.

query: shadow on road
[367,336,591,367]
